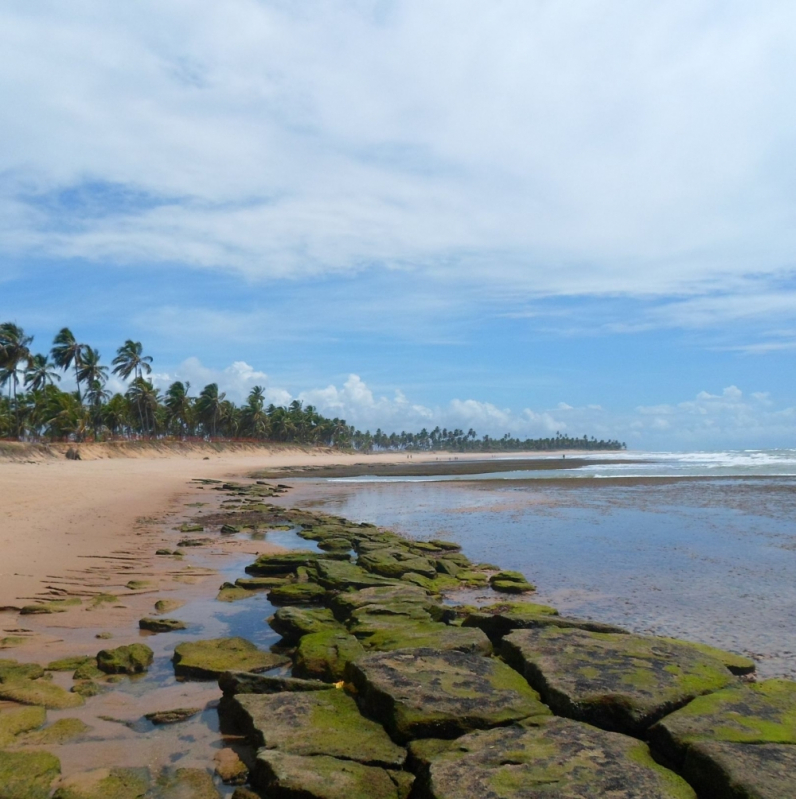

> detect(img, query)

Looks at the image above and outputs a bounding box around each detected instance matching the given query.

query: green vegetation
[0,322,625,450]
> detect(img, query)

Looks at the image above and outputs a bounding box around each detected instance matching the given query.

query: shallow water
[289,476,796,678]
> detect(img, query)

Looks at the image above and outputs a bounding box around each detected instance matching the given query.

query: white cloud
[2,1,796,319]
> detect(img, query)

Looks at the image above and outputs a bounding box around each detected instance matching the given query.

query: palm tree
[126,378,160,436]
[112,340,153,382]
[196,383,225,438]
[0,323,34,438]
[165,381,193,438]
[51,328,85,402]
[241,385,270,439]
[25,354,61,393]
[76,347,108,390]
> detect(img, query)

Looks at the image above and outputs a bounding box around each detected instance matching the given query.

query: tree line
[0,322,625,451]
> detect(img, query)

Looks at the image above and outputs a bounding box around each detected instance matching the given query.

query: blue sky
[2,1,796,449]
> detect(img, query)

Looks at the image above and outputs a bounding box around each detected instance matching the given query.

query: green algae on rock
[96,643,153,675]
[219,671,334,696]
[0,705,45,745]
[52,766,150,799]
[138,617,187,633]
[314,559,401,590]
[234,576,293,591]
[346,647,549,743]
[294,630,366,681]
[154,599,185,615]
[268,581,328,605]
[269,606,343,643]
[20,717,91,745]
[46,656,93,672]
[73,661,104,681]
[357,620,492,655]
[252,750,406,799]
[0,749,61,799]
[330,585,434,620]
[0,658,45,682]
[420,716,695,799]
[154,767,221,799]
[144,707,200,725]
[0,678,85,709]
[226,689,406,767]
[502,626,736,735]
[648,678,796,767]
[658,637,756,676]
[172,637,290,680]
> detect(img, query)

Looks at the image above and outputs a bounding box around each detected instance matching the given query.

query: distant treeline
[0,322,625,451]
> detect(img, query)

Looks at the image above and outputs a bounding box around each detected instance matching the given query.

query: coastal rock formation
[138,617,187,633]
[417,716,696,799]
[0,705,46,745]
[346,647,549,743]
[0,749,61,799]
[225,689,406,767]
[52,766,150,799]
[293,630,366,681]
[172,637,290,679]
[502,626,736,734]
[144,707,201,725]
[219,671,334,696]
[0,678,85,709]
[268,606,344,642]
[267,581,328,605]
[96,644,153,675]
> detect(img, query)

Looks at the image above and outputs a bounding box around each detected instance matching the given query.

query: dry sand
[0,445,553,607]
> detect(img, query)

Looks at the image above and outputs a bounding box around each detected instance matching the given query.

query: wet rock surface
[502,626,736,734]
[346,647,549,742]
[418,715,696,799]
[219,670,333,695]
[172,637,290,679]
[0,748,61,799]
[96,644,154,675]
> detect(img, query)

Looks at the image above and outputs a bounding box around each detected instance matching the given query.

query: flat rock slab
[226,689,406,767]
[96,644,153,674]
[422,716,695,799]
[502,627,736,735]
[330,585,434,620]
[346,647,549,743]
[172,637,290,680]
[294,630,366,681]
[0,749,61,799]
[219,671,334,696]
[648,679,796,767]
[269,607,343,642]
[52,767,150,799]
[357,620,491,655]
[139,618,187,633]
[252,751,406,799]
[682,740,796,799]
[144,707,200,725]
[0,679,84,709]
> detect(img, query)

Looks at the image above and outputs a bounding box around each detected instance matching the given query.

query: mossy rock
[330,585,433,620]
[154,767,220,799]
[294,631,366,681]
[21,717,91,745]
[144,707,200,725]
[216,585,251,603]
[454,571,490,588]
[225,689,405,766]
[179,523,204,533]
[51,767,150,799]
[317,537,354,552]
[502,627,736,735]
[0,679,85,709]
[463,601,627,640]
[245,551,343,577]
[19,601,74,615]
[490,578,536,594]
[125,580,154,591]
[268,581,327,605]
[346,647,549,743]
[154,599,185,615]
[220,524,243,534]
[252,750,404,799]
[0,705,45,746]
[0,749,61,799]
[315,560,400,591]
[429,539,461,551]
[359,620,491,655]
[398,573,462,594]
[659,637,755,676]
[73,661,104,681]
[138,617,187,633]
[648,679,796,768]
[46,656,93,672]
[219,671,334,696]
[0,658,45,682]
[268,607,343,643]
[172,637,290,680]
[359,550,438,579]
[0,636,26,649]
[234,576,293,591]
[96,644,153,675]
[72,681,106,698]
[681,740,796,799]
[347,603,435,637]
[421,715,695,799]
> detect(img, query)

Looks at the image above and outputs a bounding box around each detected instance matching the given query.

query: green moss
[490,578,536,593]
[0,705,46,745]
[96,644,153,675]
[0,679,85,709]
[294,630,366,681]
[125,580,153,590]
[155,767,220,799]
[216,585,251,602]
[52,766,151,799]
[0,749,61,799]
[0,637,26,649]
[87,594,118,610]
[660,637,756,676]
[47,656,92,672]
[73,661,103,680]
[21,718,91,745]
[154,599,185,614]
[625,740,697,798]
[268,581,327,605]
[0,658,45,682]
[172,637,290,680]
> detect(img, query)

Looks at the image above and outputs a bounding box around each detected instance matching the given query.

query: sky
[1,0,795,449]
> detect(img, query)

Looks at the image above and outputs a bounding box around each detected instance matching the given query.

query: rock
[172,637,290,680]
[659,637,756,676]
[252,750,403,799]
[234,576,293,590]
[231,789,261,799]
[95,632,113,639]
[502,627,736,735]
[155,548,173,555]
[226,689,406,767]
[0,705,46,746]
[294,631,366,681]
[138,617,187,633]
[72,681,106,698]
[20,600,76,615]
[144,707,201,725]
[20,718,91,745]
[648,679,796,767]
[317,537,354,552]
[96,644,153,675]
[154,767,220,799]
[177,538,210,547]
[357,620,491,655]
[179,523,204,533]
[268,606,343,643]
[399,573,461,594]
[315,560,400,591]
[214,748,248,785]
[221,524,243,534]
[245,551,339,577]
[125,580,153,590]
[462,601,627,640]
[429,539,461,551]
[359,550,438,579]
[330,585,433,620]
[219,671,334,696]
[73,661,104,680]
[346,647,549,743]
[420,715,695,799]
[51,767,150,799]
[267,581,327,605]
[489,578,536,594]
[0,679,85,709]
[0,658,45,682]
[0,749,61,799]
[216,585,251,603]
[406,738,455,772]
[682,740,796,799]
[46,656,92,672]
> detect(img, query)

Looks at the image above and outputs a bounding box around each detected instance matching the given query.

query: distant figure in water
[563,454,566,459]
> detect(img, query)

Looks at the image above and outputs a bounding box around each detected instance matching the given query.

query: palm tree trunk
[74,361,82,404]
